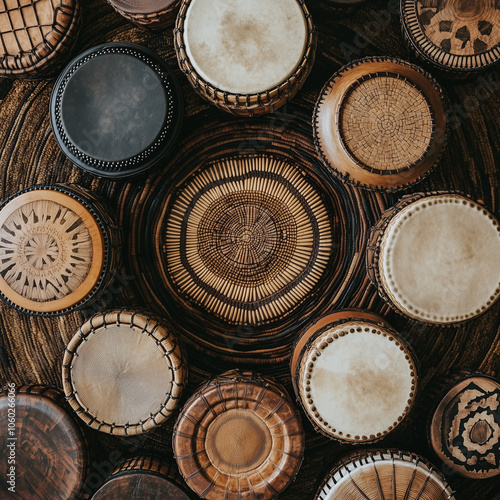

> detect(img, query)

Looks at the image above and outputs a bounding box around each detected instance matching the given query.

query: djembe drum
[366,192,500,324]
[401,0,500,78]
[429,373,500,479]
[174,0,316,115]
[291,310,417,443]
[173,370,305,500]
[63,310,187,435]
[0,184,120,316]
[0,0,81,78]
[313,56,447,191]
[314,450,456,499]
[107,0,181,29]
[0,385,87,500]
[50,42,183,178]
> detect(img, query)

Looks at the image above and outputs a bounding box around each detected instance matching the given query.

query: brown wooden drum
[0,184,121,316]
[0,0,81,78]
[107,0,181,29]
[367,192,500,325]
[291,310,417,444]
[401,0,500,78]
[313,56,447,191]
[63,310,187,435]
[314,449,456,499]
[0,385,87,500]
[429,373,500,479]
[173,369,305,499]
[91,456,194,499]
[174,0,316,116]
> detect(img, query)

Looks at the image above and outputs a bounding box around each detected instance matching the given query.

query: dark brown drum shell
[173,369,305,500]
[0,0,81,78]
[107,0,181,29]
[0,384,87,500]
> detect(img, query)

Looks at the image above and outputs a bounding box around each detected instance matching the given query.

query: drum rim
[62,309,187,435]
[312,55,448,192]
[293,315,418,443]
[400,0,500,74]
[368,192,500,325]
[0,184,113,316]
[50,42,184,178]
[174,0,316,114]
[107,0,181,16]
[0,0,81,77]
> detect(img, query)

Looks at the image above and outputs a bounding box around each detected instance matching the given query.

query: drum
[291,310,417,443]
[107,0,181,30]
[91,456,194,499]
[0,385,87,500]
[429,373,500,479]
[62,310,187,435]
[401,0,500,78]
[315,449,456,499]
[0,0,81,78]
[367,192,500,325]
[174,0,316,116]
[50,42,184,178]
[0,184,121,316]
[313,56,447,191]
[173,369,305,500]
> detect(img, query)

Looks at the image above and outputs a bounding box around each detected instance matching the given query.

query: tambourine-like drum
[401,0,500,78]
[91,457,194,499]
[0,184,121,316]
[315,450,456,499]
[367,192,500,325]
[0,0,81,78]
[313,56,447,191]
[174,0,316,116]
[107,0,181,29]
[291,310,417,443]
[51,42,183,178]
[0,385,87,500]
[63,310,187,435]
[429,373,500,479]
[173,370,305,500]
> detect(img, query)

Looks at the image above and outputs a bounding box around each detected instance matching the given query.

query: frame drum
[107,0,181,29]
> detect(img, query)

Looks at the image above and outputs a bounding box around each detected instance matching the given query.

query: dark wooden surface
[0,0,499,499]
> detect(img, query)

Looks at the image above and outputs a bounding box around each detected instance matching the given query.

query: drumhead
[379,194,500,324]
[108,0,178,14]
[297,320,416,442]
[183,0,308,94]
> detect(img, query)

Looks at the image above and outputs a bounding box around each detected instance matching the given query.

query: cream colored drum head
[183,0,308,94]
[379,194,500,324]
[298,321,416,442]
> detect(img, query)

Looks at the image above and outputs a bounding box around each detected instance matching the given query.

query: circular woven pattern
[63,310,187,435]
[374,194,500,324]
[339,73,434,173]
[173,370,304,500]
[295,316,417,443]
[164,156,332,326]
[402,0,500,73]
[315,450,455,499]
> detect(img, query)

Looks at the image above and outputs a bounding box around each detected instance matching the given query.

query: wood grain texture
[0,1,499,499]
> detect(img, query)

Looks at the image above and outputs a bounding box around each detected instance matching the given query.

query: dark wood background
[0,0,499,498]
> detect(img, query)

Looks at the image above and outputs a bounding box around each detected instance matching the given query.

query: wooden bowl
[313,56,447,191]
[107,0,181,30]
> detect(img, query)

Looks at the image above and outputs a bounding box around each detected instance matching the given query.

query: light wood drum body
[173,369,305,499]
[367,192,500,325]
[315,450,456,499]
[291,310,417,443]
[107,0,181,29]
[0,385,87,500]
[63,310,187,435]
[0,184,121,316]
[174,0,316,115]
[430,373,500,479]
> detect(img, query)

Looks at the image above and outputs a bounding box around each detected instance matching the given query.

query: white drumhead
[380,195,500,324]
[71,324,172,425]
[184,0,308,94]
[299,321,415,441]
